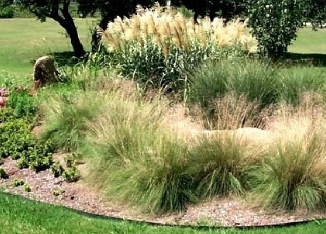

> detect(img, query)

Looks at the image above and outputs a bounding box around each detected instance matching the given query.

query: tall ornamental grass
[100,3,257,91]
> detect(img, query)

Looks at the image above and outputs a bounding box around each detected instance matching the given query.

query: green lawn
[0,18,93,77]
[288,27,326,54]
[1,192,326,234]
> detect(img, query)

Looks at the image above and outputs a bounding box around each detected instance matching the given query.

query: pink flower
[0,87,5,97]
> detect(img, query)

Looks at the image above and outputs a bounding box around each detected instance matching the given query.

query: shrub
[0,5,14,18]
[0,118,54,171]
[248,0,304,58]
[51,162,65,178]
[62,167,80,182]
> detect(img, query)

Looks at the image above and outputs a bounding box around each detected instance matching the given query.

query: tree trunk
[91,14,111,52]
[51,6,86,57]
[66,21,86,57]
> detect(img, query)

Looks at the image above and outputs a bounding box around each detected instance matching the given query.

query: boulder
[33,56,58,90]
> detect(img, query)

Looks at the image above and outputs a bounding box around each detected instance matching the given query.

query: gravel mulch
[1,155,325,228]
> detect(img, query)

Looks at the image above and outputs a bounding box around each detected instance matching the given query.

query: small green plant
[12,179,25,187]
[29,155,53,172]
[50,162,65,178]
[52,188,65,196]
[0,166,8,179]
[16,156,29,169]
[6,87,37,120]
[62,166,80,182]
[23,183,31,192]
[64,153,78,168]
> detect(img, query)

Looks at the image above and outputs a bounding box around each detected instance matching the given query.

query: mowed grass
[1,191,326,234]
[0,18,93,77]
[288,27,326,54]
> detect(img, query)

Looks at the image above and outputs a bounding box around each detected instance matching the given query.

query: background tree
[19,0,86,57]
[0,0,12,7]
[248,0,304,58]
[170,0,247,23]
[77,0,166,51]
[302,0,326,28]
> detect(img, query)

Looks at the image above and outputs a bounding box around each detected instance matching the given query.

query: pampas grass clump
[100,3,257,91]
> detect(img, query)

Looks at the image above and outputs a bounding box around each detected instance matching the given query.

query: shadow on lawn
[29,51,86,68]
[282,53,326,67]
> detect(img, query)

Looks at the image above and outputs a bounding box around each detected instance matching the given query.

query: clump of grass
[204,93,271,130]
[188,134,266,199]
[189,58,279,110]
[83,93,197,213]
[278,67,326,106]
[39,92,102,152]
[251,97,326,211]
[100,3,256,91]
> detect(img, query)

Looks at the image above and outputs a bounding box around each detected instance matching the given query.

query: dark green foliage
[302,0,326,28]
[6,88,37,120]
[62,166,80,182]
[0,118,54,172]
[50,162,65,178]
[0,5,14,18]
[248,0,304,58]
[0,166,8,179]
[12,179,25,187]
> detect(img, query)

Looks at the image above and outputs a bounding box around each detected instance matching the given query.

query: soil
[1,154,325,228]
